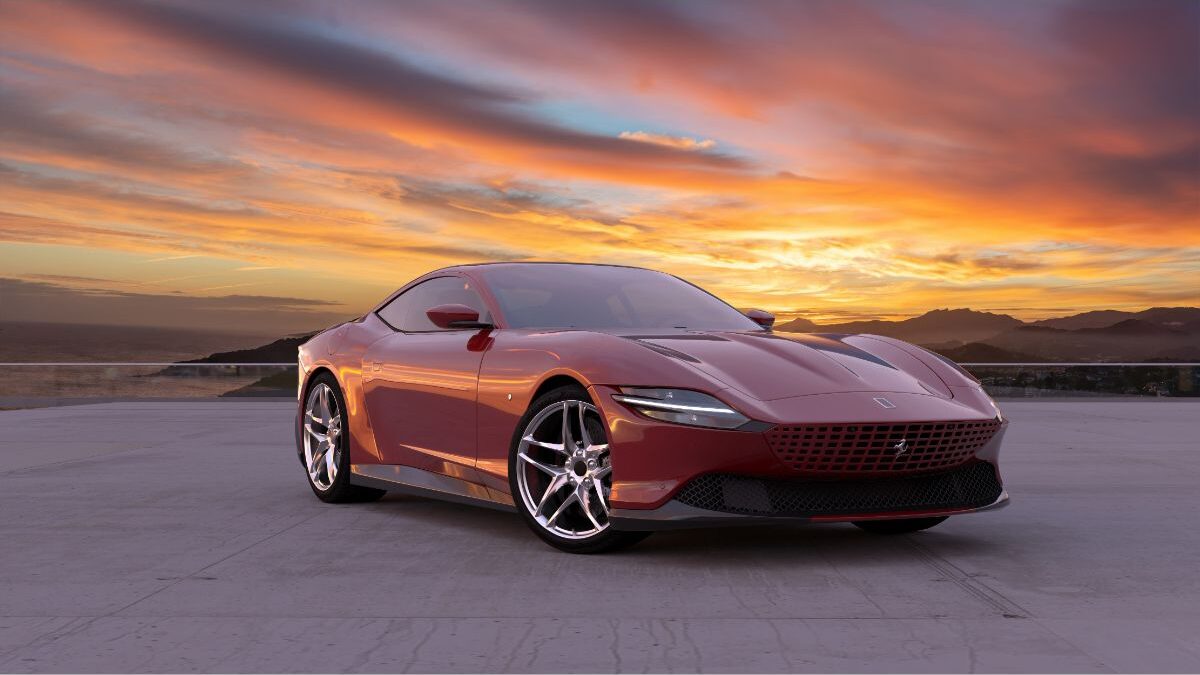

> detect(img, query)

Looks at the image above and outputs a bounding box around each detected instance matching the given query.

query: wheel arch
[531,372,591,403]
[300,364,340,402]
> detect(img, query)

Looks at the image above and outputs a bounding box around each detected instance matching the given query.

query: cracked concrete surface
[0,401,1197,672]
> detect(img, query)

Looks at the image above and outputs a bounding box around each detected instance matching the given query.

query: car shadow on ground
[364,493,1005,562]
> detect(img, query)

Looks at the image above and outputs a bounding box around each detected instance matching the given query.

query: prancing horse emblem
[893,439,909,456]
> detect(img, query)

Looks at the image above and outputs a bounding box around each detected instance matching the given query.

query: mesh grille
[764,419,1001,475]
[673,461,1002,517]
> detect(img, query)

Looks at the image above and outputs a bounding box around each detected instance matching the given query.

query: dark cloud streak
[90,0,749,171]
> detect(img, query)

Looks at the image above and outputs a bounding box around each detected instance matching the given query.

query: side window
[376,277,489,332]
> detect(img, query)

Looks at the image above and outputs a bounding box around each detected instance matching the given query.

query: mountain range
[777,307,1200,362]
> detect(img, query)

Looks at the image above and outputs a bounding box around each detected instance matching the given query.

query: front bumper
[591,384,1009,526]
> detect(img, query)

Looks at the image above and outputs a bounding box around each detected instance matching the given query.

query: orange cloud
[0,0,1196,331]
[618,131,716,151]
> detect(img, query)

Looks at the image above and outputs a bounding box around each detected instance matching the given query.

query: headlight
[612,387,751,430]
[988,396,1004,423]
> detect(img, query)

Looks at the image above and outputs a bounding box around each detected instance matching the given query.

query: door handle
[371,361,382,372]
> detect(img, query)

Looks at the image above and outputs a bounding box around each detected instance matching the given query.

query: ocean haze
[0,321,279,363]
[0,277,353,338]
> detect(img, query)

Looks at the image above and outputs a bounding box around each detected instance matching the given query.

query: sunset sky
[1,0,1197,333]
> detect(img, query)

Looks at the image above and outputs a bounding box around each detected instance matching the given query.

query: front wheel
[509,386,649,553]
[299,374,386,503]
[852,516,947,534]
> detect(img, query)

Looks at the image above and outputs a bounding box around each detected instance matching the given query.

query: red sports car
[296,263,1008,552]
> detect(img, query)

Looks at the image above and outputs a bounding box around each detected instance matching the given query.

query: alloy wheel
[303,382,342,490]
[515,400,612,539]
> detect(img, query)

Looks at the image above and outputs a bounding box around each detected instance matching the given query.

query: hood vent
[627,339,702,363]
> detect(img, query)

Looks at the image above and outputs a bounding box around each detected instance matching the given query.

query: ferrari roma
[296,263,1008,552]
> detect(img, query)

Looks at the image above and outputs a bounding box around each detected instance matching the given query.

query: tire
[298,372,386,504]
[852,516,947,534]
[509,385,650,554]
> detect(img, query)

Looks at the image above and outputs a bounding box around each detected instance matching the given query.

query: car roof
[371,262,668,314]
[427,261,658,275]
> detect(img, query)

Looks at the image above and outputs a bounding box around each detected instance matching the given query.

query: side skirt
[350,463,516,513]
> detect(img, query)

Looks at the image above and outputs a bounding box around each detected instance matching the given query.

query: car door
[362,275,492,475]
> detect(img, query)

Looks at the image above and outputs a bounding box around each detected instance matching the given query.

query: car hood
[620,331,953,401]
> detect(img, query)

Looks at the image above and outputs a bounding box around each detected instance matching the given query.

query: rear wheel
[853,516,947,534]
[509,385,649,553]
[299,374,386,503]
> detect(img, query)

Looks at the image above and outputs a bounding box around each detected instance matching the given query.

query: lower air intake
[673,461,1002,516]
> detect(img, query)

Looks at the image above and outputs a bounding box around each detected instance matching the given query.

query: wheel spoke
[519,452,565,478]
[309,440,329,468]
[305,423,327,444]
[534,473,569,516]
[545,491,578,527]
[577,403,592,447]
[320,385,334,424]
[591,478,608,513]
[580,485,603,531]
[560,401,573,449]
[307,446,323,481]
[325,446,338,482]
[521,436,567,455]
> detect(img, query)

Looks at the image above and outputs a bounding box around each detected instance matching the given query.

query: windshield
[476,264,763,331]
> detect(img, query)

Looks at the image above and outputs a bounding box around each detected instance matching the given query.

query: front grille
[673,461,1002,517]
[764,419,1001,476]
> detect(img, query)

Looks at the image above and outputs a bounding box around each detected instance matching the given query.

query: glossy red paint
[425,303,484,329]
[297,263,1008,529]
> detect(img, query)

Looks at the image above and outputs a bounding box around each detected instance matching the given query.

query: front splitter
[609,490,1009,531]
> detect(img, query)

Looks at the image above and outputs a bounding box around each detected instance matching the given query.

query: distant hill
[779,308,1023,345]
[1034,307,1200,332]
[776,306,1200,363]
[984,323,1196,362]
[181,333,317,363]
[1074,319,1186,337]
[1133,307,1200,330]
[773,317,818,332]
[1032,310,1133,330]
[929,342,1044,363]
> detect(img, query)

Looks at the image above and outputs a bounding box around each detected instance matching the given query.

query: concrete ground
[0,401,1197,673]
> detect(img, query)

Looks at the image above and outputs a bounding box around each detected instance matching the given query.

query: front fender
[473,329,727,492]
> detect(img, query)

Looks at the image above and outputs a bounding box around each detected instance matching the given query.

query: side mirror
[744,308,775,330]
[426,304,492,330]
